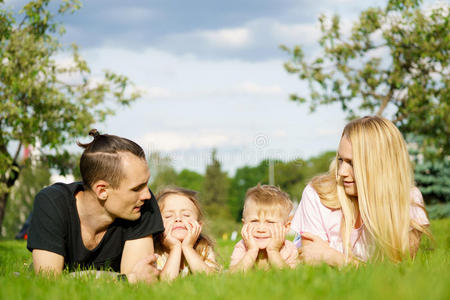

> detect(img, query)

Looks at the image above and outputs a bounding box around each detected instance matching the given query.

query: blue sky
[6,0,390,174]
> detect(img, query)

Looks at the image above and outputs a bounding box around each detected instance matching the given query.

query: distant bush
[426,202,450,220]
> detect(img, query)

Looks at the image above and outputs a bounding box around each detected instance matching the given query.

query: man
[27,130,164,283]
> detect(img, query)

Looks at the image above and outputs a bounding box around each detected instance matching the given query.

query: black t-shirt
[27,182,164,272]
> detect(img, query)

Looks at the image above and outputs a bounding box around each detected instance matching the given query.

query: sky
[6,0,387,174]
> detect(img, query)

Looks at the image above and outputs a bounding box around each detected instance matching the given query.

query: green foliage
[229,163,268,221]
[415,158,450,204]
[283,0,449,159]
[148,152,178,194]
[426,202,450,220]
[0,0,141,227]
[228,151,336,221]
[176,169,204,192]
[201,149,230,219]
[148,152,205,195]
[0,219,449,300]
[1,159,50,238]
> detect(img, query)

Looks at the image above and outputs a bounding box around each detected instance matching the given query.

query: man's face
[243,200,288,249]
[104,152,151,221]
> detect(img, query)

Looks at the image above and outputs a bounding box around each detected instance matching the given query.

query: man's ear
[92,180,110,200]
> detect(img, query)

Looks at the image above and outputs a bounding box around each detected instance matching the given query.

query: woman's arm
[299,232,361,267]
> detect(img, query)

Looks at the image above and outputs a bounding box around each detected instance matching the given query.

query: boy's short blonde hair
[243,184,293,221]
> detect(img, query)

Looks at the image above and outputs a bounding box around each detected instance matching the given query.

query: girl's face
[337,136,358,197]
[160,194,200,241]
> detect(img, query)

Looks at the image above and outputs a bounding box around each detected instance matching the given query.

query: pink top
[229,240,298,268]
[291,184,429,261]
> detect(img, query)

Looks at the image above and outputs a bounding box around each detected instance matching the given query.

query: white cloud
[235,81,283,96]
[199,28,252,48]
[316,128,342,137]
[139,131,234,151]
[140,86,173,99]
[270,22,320,45]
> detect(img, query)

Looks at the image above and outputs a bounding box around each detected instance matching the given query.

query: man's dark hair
[78,129,146,189]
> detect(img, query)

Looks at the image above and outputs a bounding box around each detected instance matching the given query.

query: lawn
[0,219,448,300]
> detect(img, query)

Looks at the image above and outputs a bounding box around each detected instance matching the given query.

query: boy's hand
[241,223,258,251]
[163,222,181,250]
[181,220,202,249]
[266,223,286,252]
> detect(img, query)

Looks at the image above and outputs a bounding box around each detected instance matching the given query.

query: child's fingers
[165,222,174,237]
[193,221,201,237]
[241,223,248,240]
[271,224,279,240]
[241,223,247,238]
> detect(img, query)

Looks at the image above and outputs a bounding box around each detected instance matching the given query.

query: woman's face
[337,136,358,197]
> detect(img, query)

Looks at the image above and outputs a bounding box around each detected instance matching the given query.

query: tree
[201,149,230,218]
[2,158,50,238]
[228,163,268,221]
[176,169,204,192]
[282,0,449,159]
[0,0,141,228]
[148,152,178,194]
[412,149,450,204]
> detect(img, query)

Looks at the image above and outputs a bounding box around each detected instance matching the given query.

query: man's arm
[32,249,64,275]
[121,235,159,283]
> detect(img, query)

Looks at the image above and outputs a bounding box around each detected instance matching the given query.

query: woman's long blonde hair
[312,116,430,262]
[155,187,217,265]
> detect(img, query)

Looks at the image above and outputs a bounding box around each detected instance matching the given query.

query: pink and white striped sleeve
[291,184,330,247]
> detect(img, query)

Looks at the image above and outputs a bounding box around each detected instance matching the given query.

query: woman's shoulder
[410,186,425,205]
[301,184,336,212]
[302,184,321,201]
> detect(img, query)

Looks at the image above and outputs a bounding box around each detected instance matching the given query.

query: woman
[291,116,431,266]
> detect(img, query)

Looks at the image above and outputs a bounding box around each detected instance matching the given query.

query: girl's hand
[181,220,202,249]
[299,232,344,266]
[267,223,286,252]
[162,222,181,250]
[241,223,258,251]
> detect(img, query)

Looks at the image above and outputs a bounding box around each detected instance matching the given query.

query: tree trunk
[0,162,21,231]
[0,191,10,232]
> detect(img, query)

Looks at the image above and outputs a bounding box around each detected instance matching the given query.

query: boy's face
[243,200,289,249]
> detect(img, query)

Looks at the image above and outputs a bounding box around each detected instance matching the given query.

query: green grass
[1,219,449,300]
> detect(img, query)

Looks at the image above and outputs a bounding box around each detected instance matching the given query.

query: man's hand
[127,254,159,284]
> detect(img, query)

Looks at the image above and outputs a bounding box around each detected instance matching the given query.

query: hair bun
[89,129,100,139]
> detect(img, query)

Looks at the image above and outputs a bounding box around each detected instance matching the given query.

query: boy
[229,184,298,272]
